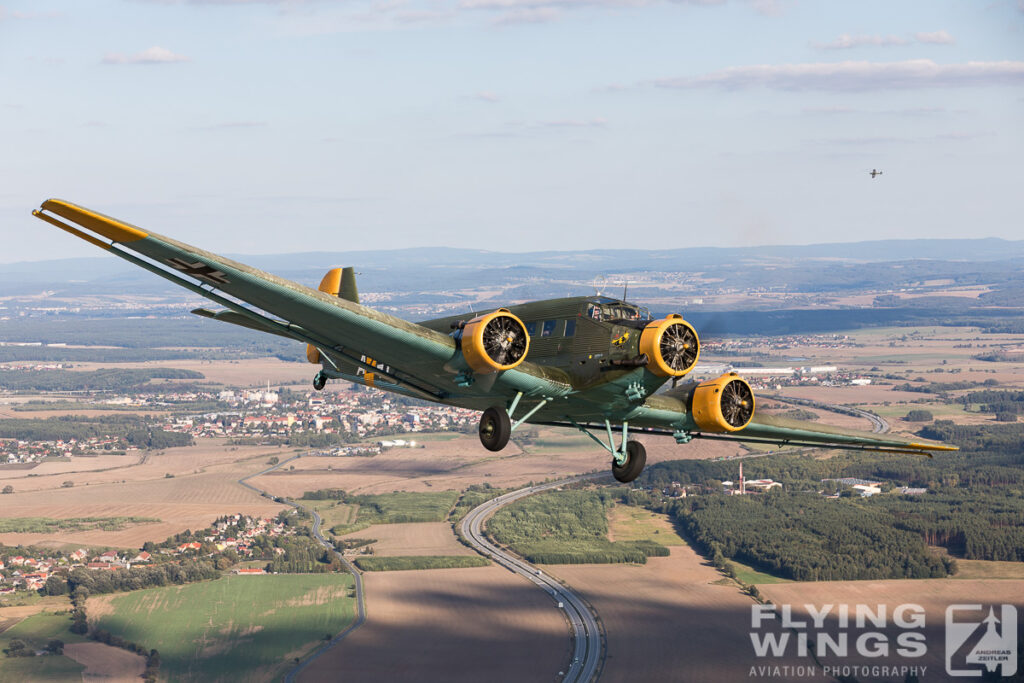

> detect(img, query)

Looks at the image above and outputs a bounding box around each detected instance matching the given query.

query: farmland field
[338,522,477,557]
[298,566,568,683]
[0,610,88,683]
[0,440,285,548]
[89,574,356,683]
[607,505,685,546]
[758,579,1024,677]
[549,545,806,682]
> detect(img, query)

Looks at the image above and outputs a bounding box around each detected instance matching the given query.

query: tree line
[638,420,1024,573]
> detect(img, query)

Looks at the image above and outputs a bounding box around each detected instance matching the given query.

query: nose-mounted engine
[638,314,700,377]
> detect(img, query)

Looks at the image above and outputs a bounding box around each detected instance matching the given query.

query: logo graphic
[946,604,1017,677]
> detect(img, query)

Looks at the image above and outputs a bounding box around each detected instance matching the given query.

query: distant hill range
[3,238,1024,300]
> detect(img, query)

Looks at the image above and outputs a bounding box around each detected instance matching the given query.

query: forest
[0,415,193,449]
[487,489,669,564]
[638,420,1024,578]
[0,368,204,392]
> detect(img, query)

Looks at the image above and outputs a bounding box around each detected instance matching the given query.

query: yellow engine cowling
[691,372,755,432]
[307,268,343,364]
[638,314,700,377]
[461,309,530,374]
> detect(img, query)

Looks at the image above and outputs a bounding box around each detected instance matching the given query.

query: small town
[0,512,302,595]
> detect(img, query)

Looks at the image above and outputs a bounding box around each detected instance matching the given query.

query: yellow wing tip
[908,442,959,452]
[37,198,148,244]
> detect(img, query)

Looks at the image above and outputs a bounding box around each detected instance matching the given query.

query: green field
[351,490,460,524]
[0,516,160,534]
[729,559,792,585]
[353,555,490,571]
[608,506,686,546]
[91,575,356,682]
[489,489,669,564]
[305,499,359,529]
[0,610,88,683]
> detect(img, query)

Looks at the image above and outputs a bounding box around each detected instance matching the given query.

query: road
[766,394,890,434]
[459,472,608,683]
[235,455,367,683]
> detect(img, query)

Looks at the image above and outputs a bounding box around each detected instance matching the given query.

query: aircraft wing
[686,413,956,456]
[594,388,958,457]
[32,199,571,403]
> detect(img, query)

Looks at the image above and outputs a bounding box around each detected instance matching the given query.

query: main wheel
[612,440,647,483]
[478,407,512,452]
[312,372,327,391]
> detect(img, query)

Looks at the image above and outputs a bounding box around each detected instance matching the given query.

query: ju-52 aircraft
[33,199,956,482]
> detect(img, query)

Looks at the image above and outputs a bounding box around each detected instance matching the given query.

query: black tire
[312,372,327,391]
[612,440,646,483]
[479,407,512,452]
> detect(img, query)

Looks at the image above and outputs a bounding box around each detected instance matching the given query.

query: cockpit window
[586,302,652,322]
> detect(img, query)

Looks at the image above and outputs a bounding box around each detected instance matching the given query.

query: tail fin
[340,267,359,304]
[307,268,358,363]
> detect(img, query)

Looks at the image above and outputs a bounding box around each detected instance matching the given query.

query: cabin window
[524,321,537,336]
[587,304,601,320]
[541,320,557,337]
[564,319,576,337]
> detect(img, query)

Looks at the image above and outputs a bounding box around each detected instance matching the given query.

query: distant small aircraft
[869,169,883,179]
[33,199,957,483]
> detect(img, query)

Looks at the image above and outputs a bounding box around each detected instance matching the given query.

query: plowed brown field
[298,566,568,683]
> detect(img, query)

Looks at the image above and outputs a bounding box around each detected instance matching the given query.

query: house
[131,552,152,563]
[70,549,89,562]
[98,551,120,563]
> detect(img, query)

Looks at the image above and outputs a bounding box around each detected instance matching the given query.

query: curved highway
[235,455,367,683]
[766,394,890,434]
[459,473,607,682]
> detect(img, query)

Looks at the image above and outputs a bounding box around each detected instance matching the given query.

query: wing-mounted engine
[691,372,755,432]
[638,315,700,377]
[460,309,531,374]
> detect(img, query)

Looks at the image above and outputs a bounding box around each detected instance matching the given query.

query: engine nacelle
[691,372,755,432]
[461,309,530,374]
[638,314,700,377]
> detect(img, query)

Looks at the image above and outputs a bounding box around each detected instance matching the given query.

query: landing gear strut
[312,371,327,391]
[478,406,511,452]
[612,440,646,483]
[567,419,649,483]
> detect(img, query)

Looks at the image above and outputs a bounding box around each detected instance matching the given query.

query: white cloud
[812,34,908,50]
[493,6,560,24]
[102,46,190,65]
[472,91,501,102]
[0,7,61,20]
[652,60,1024,92]
[201,121,267,129]
[812,30,956,51]
[535,117,607,127]
[915,30,955,45]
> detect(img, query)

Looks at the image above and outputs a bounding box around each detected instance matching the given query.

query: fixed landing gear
[312,371,327,391]
[478,406,511,452]
[612,440,646,483]
[566,419,648,483]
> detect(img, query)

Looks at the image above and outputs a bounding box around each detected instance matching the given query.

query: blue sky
[2,0,1022,263]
